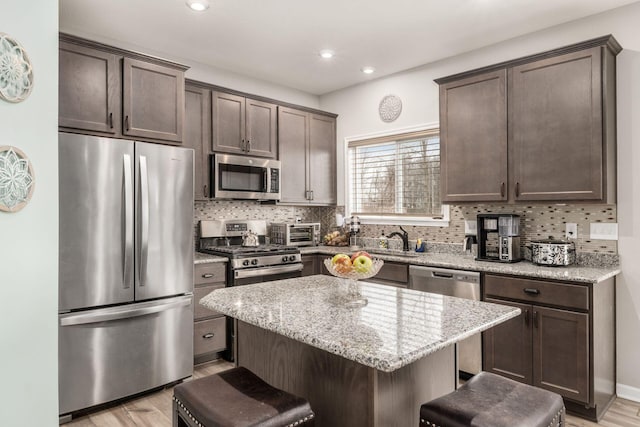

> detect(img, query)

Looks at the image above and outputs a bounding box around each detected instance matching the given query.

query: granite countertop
[194,252,227,264]
[301,247,620,284]
[200,275,520,372]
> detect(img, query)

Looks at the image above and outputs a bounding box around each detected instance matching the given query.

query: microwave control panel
[270,169,280,193]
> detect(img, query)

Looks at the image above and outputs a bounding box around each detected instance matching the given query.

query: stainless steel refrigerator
[58,132,194,417]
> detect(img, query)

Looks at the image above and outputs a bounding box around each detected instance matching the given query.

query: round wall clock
[0,33,34,103]
[378,94,402,123]
[0,146,35,212]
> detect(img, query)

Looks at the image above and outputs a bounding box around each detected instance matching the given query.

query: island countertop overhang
[200,275,520,372]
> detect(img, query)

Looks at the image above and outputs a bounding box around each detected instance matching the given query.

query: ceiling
[60,0,639,95]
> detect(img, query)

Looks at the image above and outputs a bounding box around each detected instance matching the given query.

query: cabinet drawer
[194,284,225,320]
[194,317,226,356]
[194,263,226,285]
[484,274,588,310]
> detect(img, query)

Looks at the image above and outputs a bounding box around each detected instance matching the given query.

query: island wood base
[237,320,456,427]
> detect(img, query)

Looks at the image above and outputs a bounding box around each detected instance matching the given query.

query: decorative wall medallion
[0,146,35,212]
[0,33,34,103]
[378,94,402,123]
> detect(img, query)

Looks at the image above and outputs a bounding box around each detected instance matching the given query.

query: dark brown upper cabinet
[59,41,119,134]
[122,58,184,143]
[184,83,211,200]
[212,92,277,158]
[439,70,508,202]
[58,34,188,145]
[436,35,620,204]
[278,107,337,205]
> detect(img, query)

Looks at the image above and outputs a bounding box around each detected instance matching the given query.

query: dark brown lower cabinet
[193,263,227,365]
[483,273,615,422]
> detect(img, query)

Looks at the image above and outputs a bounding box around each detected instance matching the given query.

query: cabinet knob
[202,333,215,339]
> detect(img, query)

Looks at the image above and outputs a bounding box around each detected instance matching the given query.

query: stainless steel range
[199,220,302,286]
[198,220,303,361]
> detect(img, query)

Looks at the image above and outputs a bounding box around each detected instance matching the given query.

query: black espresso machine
[476,214,522,263]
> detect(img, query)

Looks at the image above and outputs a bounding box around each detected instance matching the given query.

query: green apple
[353,255,373,273]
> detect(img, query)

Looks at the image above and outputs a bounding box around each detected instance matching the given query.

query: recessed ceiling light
[320,50,334,59]
[186,0,210,12]
[361,66,375,74]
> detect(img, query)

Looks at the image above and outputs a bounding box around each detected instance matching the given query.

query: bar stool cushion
[420,372,565,427]
[174,366,314,427]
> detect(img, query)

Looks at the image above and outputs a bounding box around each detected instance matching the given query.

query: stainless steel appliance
[210,153,281,200]
[271,222,321,247]
[409,266,481,380]
[530,239,576,266]
[199,219,303,361]
[58,133,194,418]
[476,214,522,263]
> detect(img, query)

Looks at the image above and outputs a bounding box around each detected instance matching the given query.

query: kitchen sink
[367,249,421,258]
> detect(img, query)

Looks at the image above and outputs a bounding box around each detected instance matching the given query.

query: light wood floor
[66,360,640,426]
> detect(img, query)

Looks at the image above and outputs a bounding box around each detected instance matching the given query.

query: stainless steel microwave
[210,154,281,200]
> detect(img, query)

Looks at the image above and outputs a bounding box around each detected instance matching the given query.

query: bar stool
[420,372,565,427]
[173,367,315,427]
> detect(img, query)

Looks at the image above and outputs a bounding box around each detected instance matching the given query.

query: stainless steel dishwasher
[408,265,481,378]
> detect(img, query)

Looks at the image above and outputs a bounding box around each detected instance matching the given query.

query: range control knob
[242,260,250,266]
[289,255,297,262]
[251,259,259,265]
[282,256,289,262]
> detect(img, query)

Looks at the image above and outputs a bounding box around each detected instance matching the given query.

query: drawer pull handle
[202,333,215,339]
[524,288,540,295]
[202,274,214,278]
[533,311,539,328]
[524,309,530,326]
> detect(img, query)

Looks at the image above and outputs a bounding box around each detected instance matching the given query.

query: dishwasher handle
[409,265,480,284]
[431,271,454,279]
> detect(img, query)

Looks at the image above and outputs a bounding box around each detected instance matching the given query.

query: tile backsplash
[194,201,617,254]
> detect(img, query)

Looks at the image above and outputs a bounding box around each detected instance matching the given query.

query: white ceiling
[60,0,639,95]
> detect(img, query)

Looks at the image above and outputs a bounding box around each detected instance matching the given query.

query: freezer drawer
[59,295,194,415]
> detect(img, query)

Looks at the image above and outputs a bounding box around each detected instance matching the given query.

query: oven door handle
[234,263,303,279]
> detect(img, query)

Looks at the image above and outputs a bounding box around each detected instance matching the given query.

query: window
[347,127,447,225]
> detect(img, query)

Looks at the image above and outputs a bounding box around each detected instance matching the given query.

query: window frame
[344,123,449,227]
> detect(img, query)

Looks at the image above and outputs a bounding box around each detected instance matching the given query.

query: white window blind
[348,129,441,217]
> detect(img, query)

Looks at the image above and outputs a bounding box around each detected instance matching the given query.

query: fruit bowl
[323,258,384,280]
[323,257,384,308]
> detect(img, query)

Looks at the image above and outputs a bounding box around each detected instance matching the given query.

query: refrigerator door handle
[139,155,149,287]
[59,296,192,327]
[123,154,133,289]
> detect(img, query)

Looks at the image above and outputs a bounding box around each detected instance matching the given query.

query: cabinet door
[212,91,246,154]
[510,47,603,201]
[278,107,309,203]
[308,114,337,205]
[482,298,533,384]
[301,255,317,277]
[439,70,507,202]
[184,85,211,200]
[245,98,277,158]
[533,306,589,403]
[122,58,184,143]
[59,41,119,134]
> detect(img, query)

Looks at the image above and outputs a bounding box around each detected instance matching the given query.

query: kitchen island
[200,275,520,427]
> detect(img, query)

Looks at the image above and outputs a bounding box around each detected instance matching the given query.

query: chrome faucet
[387,226,410,252]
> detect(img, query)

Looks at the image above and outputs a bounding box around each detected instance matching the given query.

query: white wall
[320,2,640,399]
[0,0,59,424]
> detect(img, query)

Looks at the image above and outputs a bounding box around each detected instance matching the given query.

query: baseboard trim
[617,383,640,402]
